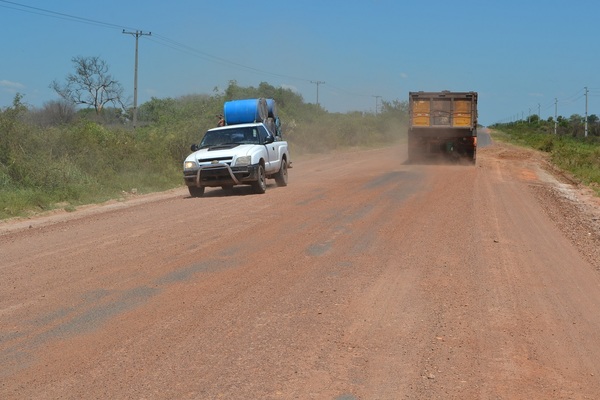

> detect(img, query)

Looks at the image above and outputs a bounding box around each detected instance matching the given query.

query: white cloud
[0,80,25,90]
[281,84,299,93]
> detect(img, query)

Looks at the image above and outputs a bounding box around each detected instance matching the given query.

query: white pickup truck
[183,99,289,197]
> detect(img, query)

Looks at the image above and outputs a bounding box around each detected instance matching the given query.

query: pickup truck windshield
[200,127,260,147]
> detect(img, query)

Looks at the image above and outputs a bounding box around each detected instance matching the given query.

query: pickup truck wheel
[252,164,267,194]
[274,159,288,187]
[188,186,205,197]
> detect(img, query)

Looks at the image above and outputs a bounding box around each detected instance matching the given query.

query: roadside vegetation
[0,81,408,220]
[490,115,600,195]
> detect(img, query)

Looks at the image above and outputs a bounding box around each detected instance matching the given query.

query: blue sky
[1,0,598,125]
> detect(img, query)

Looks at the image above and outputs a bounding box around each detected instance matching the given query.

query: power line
[1,0,382,108]
[0,0,317,85]
[4,1,392,113]
[325,83,373,98]
[0,0,136,30]
[0,1,337,90]
[0,0,284,79]
[560,88,586,103]
[148,33,312,83]
[500,86,598,126]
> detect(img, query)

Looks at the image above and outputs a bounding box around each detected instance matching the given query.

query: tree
[0,93,28,182]
[381,99,409,115]
[29,99,77,126]
[50,56,126,115]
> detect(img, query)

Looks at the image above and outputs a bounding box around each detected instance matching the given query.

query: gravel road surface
[2,136,600,399]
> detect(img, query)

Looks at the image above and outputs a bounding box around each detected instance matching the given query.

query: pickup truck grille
[197,156,232,165]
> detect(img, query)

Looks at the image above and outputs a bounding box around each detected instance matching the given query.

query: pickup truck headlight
[235,156,251,166]
[184,161,196,169]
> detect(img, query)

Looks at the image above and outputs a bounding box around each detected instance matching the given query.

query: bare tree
[50,56,126,115]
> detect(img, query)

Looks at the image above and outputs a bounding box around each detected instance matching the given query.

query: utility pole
[554,98,558,135]
[372,95,381,116]
[310,80,325,107]
[584,86,589,137]
[123,30,151,128]
[538,103,541,123]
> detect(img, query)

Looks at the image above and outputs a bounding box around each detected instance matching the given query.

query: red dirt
[1,138,600,399]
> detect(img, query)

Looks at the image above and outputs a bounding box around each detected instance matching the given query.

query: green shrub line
[490,125,600,196]
[0,82,408,220]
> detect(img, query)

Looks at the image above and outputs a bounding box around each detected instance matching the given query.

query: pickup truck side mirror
[264,135,275,144]
[191,144,199,151]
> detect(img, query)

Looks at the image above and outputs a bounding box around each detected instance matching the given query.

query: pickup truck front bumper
[184,163,260,188]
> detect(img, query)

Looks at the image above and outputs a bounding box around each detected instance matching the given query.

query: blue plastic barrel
[224,98,268,124]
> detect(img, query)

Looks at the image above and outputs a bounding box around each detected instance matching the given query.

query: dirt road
[2,138,600,399]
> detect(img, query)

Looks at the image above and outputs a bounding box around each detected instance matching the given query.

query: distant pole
[310,80,325,106]
[372,95,381,116]
[538,103,541,122]
[528,108,531,124]
[584,86,589,137]
[554,98,558,135]
[123,30,151,128]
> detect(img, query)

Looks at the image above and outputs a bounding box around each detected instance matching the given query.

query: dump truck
[408,91,478,163]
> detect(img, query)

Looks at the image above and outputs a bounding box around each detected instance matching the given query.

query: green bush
[0,83,408,219]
